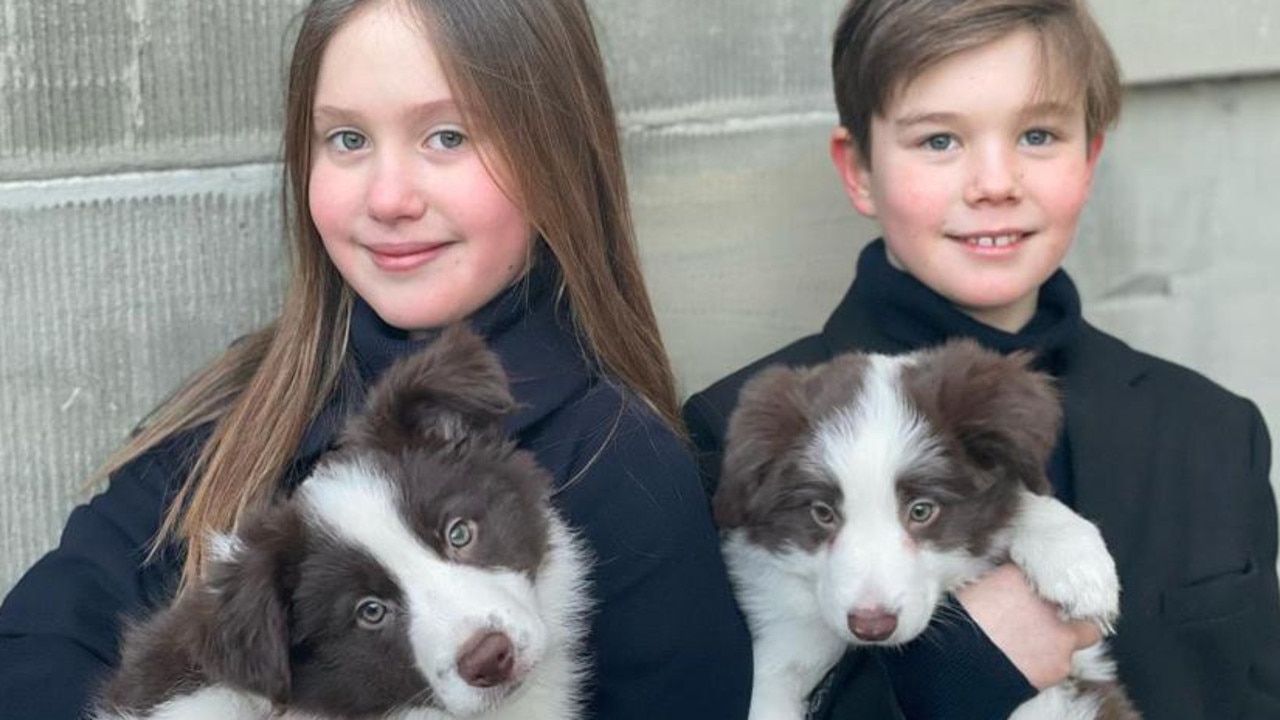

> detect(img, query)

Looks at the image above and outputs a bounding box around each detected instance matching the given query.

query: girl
[0,0,753,717]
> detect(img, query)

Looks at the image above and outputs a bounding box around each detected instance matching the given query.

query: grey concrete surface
[3,0,1279,598]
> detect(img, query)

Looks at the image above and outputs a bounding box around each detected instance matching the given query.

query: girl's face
[832,29,1101,332]
[309,1,533,331]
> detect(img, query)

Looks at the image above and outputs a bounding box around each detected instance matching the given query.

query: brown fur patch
[1078,679,1143,720]
[343,324,518,454]
[895,339,1061,555]
[715,355,869,550]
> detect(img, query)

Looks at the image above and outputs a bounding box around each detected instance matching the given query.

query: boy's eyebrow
[312,99,459,124]
[1017,100,1079,120]
[892,101,1079,129]
[893,111,962,129]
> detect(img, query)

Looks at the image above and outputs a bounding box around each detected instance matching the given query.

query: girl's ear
[829,126,877,218]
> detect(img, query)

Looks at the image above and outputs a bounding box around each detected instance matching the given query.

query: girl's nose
[367,156,427,222]
[964,144,1022,206]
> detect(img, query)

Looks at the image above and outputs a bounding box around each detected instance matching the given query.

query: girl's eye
[446,518,476,549]
[355,597,388,628]
[810,501,838,529]
[328,130,368,152]
[428,129,467,151]
[1021,129,1055,147]
[923,134,956,152]
[907,500,938,525]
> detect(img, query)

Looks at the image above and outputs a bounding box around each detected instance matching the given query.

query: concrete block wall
[3,0,1279,595]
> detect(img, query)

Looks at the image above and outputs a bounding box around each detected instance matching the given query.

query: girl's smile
[363,240,454,273]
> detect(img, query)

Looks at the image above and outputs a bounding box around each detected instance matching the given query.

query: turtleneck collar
[829,239,1082,373]
[348,254,570,385]
[291,255,594,481]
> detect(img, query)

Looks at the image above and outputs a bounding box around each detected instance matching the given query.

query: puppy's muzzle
[457,630,516,688]
[848,608,898,642]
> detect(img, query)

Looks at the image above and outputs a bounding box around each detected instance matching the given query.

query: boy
[683,0,1280,717]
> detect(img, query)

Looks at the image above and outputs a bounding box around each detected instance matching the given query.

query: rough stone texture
[2,0,1279,596]
[1094,0,1280,83]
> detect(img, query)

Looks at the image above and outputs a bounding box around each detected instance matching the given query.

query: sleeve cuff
[878,594,1036,720]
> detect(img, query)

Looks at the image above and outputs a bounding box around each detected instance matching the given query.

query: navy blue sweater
[0,263,752,719]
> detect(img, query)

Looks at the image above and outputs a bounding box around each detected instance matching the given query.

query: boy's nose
[367,157,427,222]
[964,145,1022,206]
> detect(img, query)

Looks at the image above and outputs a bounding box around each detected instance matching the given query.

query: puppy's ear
[350,325,517,450]
[716,355,868,529]
[909,339,1061,494]
[191,503,303,705]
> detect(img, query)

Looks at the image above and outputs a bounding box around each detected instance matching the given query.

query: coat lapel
[1061,324,1154,569]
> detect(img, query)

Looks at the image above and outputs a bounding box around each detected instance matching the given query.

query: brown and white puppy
[716,339,1139,720]
[93,326,592,720]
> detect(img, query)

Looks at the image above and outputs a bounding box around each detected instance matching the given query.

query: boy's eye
[428,129,467,151]
[1021,129,1055,147]
[328,130,368,152]
[923,133,957,152]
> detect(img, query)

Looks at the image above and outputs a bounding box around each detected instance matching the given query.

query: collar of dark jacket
[826,239,1083,374]
[286,254,593,488]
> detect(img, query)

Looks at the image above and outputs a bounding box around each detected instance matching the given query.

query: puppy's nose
[848,608,898,642]
[457,631,515,687]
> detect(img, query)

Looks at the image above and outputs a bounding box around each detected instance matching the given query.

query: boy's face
[831,28,1103,332]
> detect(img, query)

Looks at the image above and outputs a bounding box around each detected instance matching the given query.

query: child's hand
[956,564,1103,690]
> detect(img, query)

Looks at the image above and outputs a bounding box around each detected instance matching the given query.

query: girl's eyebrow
[312,99,460,125]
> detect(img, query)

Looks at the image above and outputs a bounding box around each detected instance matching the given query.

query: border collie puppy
[715,339,1139,720]
[93,327,592,720]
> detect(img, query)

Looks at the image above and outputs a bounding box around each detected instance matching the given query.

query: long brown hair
[97,0,679,588]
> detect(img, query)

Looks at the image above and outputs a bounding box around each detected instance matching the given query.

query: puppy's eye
[446,518,476,549]
[810,501,838,529]
[355,597,388,629]
[907,500,938,525]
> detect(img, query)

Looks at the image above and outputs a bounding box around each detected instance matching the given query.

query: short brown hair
[832,0,1121,164]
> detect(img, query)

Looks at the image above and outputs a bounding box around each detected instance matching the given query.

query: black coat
[0,267,753,720]
[684,253,1280,719]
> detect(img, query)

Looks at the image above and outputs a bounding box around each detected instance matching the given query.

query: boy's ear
[829,126,877,218]
[1087,132,1107,164]
[1086,132,1107,182]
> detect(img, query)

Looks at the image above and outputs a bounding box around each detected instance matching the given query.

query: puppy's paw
[1007,493,1120,630]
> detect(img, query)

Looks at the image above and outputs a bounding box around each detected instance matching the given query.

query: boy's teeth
[969,234,1018,247]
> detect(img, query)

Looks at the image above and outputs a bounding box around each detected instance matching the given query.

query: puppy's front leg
[748,618,846,720]
[1006,490,1119,629]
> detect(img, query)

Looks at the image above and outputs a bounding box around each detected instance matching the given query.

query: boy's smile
[832,28,1103,332]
